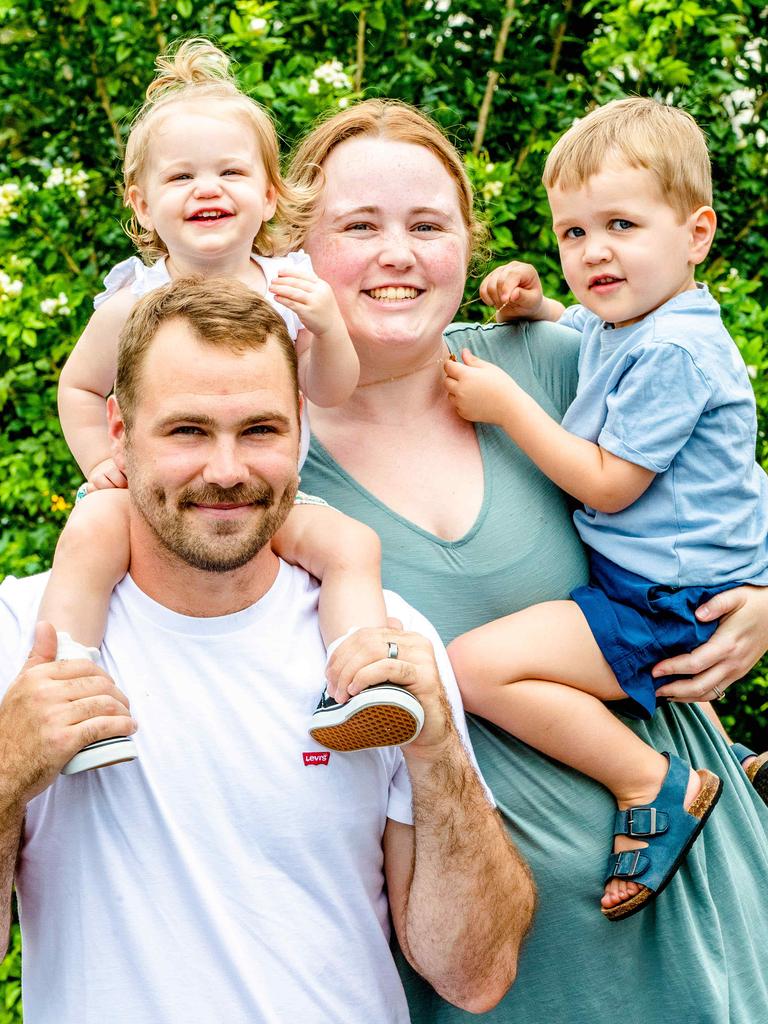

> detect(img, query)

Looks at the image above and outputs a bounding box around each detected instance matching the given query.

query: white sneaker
[56,632,138,775]
[309,684,424,752]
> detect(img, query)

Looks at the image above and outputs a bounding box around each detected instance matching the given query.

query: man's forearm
[400,731,536,1013]
[0,800,24,960]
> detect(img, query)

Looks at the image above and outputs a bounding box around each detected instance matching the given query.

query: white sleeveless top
[95,252,313,466]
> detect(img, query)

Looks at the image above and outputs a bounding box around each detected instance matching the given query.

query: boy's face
[548,160,712,328]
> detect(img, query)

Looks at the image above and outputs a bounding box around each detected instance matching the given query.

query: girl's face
[128,100,277,269]
[303,136,470,362]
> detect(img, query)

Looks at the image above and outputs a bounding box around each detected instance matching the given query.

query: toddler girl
[45,39,423,773]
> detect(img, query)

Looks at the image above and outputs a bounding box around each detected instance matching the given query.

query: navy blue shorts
[570,551,741,720]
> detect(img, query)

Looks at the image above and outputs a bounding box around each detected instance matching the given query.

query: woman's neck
[317,351,451,426]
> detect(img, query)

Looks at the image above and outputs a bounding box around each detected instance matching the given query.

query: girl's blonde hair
[286,99,486,262]
[123,38,317,261]
[542,97,712,221]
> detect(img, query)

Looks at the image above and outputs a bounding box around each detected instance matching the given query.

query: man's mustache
[177,483,274,507]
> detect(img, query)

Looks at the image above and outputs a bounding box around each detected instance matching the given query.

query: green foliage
[1,1,767,1007]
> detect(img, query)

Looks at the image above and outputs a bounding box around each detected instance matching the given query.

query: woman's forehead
[321,136,461,211]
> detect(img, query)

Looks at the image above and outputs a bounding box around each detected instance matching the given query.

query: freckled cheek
[308,236,363,291]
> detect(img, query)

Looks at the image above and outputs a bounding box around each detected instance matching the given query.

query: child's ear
[688,206,717,266]
[127,184,154,231]
[263,184,278,224]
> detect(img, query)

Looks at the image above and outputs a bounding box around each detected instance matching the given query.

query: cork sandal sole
[745,751,768,804]
[603,767,723,923]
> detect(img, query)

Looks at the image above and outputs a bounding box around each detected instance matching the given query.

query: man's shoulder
[0,571,49,616]
[0,572,49,685]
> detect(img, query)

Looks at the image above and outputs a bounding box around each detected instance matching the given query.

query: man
[0,278,535,1023]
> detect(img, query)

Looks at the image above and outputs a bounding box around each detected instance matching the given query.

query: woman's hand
[654,585,768,702]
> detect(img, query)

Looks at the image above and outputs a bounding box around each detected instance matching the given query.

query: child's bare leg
[450,601,703,910]
[274,502,423,751]
[272,503,387,649]
[38,490,131,647]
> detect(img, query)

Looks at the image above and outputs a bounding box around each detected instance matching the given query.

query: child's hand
[480,261,546,321]
[270,269,344,339]
[443,349,518,426]
[88,458,128,491]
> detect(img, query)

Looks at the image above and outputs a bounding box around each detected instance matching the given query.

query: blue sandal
[731,743,768,806]
[602,752,722,922]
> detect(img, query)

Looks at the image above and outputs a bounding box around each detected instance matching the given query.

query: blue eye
[610,218,634,231]
[564,226,585,239]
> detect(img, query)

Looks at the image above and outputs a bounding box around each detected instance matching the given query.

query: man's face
[112,318,300,573]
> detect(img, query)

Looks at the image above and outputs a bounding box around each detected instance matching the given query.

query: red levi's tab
[303,751,330,766]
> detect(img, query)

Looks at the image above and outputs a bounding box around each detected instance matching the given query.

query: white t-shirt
[0,562,486,1024]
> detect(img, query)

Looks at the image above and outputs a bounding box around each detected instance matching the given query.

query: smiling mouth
[589,276,623,288]
[365,286,422,302]
[188,210,233,222]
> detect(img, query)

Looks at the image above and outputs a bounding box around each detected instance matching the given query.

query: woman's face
[303,136,470,361]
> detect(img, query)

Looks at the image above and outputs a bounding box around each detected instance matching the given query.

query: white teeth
[195,211,224,219]
[368,287,419,301]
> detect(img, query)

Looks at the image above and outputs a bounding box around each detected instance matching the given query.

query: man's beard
[130,476,298,573]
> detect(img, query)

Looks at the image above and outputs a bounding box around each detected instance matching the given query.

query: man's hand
[269,269,346,339]
[443,348,520,426]
[0,622,136,809]
[325,620,455,756]
[480,261,565,323]
[87,457,128,491]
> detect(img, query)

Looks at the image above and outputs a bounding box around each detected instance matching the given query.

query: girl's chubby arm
[58,287,136,485]
[481,261,565,324]
[443,349,654,513]
[269,268,359,407]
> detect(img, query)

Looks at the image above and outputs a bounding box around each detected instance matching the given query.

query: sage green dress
[301,320,768,1024]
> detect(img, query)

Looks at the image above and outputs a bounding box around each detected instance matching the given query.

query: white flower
[485,162,496,173]
[313,59,352,91]
[40,291,70,316]
[747,364,758,379]
[43,166,89,197]
[338,97,349,108]
[307,78,320,95]
[436,0,451,10]
[0,182,21,221]
[482,180,504,199]
[249,16,267,32]
[448,12,469,27]
[0,270,23,299]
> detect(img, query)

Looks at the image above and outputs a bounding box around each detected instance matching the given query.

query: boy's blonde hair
[287,98,486,262]
[123,38,317,261]
[542,97,712,221]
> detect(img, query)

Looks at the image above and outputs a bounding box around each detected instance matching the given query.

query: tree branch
[473,0,516,155]
[354,8,367,93]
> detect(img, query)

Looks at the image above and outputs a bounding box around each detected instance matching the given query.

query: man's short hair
[114,277,300,427]
[542,97,712,221]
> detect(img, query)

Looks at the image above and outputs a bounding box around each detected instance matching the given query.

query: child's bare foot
[601,769,702,911]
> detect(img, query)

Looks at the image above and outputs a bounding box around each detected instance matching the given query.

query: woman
[289,100,768,1023]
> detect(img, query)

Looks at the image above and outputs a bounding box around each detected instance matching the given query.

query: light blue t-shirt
[560,284,768,587]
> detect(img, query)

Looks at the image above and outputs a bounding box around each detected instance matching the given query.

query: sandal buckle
[626,807,660,836]
[611,849,643,878]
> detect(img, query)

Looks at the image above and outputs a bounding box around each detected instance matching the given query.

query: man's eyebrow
[156,411,293,430]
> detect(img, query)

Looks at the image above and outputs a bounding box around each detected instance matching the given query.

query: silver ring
[712,684,724,700]
[387,641,399,660]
